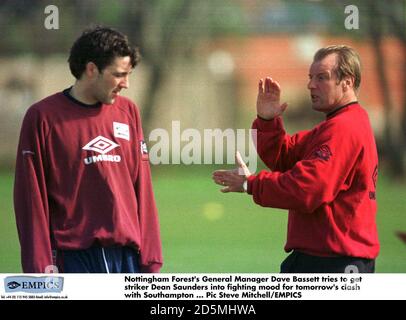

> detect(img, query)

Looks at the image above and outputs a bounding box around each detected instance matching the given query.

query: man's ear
[342,76,354,91]
[85,62,99,79]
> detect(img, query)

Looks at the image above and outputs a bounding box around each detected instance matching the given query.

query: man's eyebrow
[309,71,330,77]
[113,70,132,75]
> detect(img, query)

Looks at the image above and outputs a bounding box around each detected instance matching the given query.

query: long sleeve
[252,116,311,172]
[14,107,53,273]
[248,104,379,258]
[133,107,163,273]
[248,119,361,212]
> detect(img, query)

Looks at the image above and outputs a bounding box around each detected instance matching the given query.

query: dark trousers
[280,251,375,273]
[56,245,140,273]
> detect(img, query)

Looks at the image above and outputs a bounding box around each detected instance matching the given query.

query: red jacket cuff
[246,175,257,195]
[253,116,282,132]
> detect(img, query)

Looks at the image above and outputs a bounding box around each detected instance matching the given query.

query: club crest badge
[140,140,149,161]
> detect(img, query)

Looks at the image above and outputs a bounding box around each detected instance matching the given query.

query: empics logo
[82,135,121,165]
[4,276,64,293]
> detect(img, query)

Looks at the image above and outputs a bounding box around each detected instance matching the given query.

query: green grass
[154,166,287,272]
[0,171,21,272]
[1,166,406,273]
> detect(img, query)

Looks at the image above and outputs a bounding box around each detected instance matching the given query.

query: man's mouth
[311,94,319,101]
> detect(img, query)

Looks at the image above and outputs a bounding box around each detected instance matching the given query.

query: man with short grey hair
[213,45,379,273]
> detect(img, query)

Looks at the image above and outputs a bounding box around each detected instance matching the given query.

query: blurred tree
[6,0,403,177]
[365,0,406,178]
[381,1,406,162]
[0,0,247,133]
[122,0,199,132]
[120,0,246,132]
[314,0,406,179]
[246,0,405,178]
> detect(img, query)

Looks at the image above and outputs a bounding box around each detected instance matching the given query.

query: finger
[213,173,232,182]
[212,170,230,178]
[213,174,233,187]
[258,79,264,94]
[213,178,224,186]
[269,78,281,91]
[281,102,288,112]
[215,169,237,175]
[265,77,271,93]
[213,169,230,174]
[212,174,226,183]
[213,169,235,174]
[221,186,230,193]
[212,174,223,182]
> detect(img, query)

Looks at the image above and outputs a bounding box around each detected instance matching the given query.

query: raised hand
[257,77,288,120]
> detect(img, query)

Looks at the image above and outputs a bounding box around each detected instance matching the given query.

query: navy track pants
[56,245,140,273]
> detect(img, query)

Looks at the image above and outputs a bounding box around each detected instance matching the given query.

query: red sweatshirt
[14,91,163,273]
[247,103,379,259]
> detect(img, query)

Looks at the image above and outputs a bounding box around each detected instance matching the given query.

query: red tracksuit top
[14,91,163,273]
[247,103,379,259]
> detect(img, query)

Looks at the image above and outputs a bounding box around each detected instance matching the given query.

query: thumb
[236,151,249,176]
[281,102,288,113]
[236,151,246,168]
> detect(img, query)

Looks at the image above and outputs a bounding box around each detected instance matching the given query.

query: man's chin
[102,98,115,105]
[311,103,325,112]
[311,104,320,111]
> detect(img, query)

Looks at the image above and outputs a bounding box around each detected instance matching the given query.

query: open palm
[257,77,288,120]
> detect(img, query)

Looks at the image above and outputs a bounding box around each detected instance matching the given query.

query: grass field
[1,166,406,273]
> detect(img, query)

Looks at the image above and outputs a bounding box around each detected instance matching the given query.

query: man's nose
[120,76,129,89]
[307,78,316,90]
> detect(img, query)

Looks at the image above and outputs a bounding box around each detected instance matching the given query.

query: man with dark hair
[14,26,163,273]
[213,45,379,273]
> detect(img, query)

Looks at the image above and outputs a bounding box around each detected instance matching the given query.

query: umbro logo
[82,136,121,165]
[82,136,119,154]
